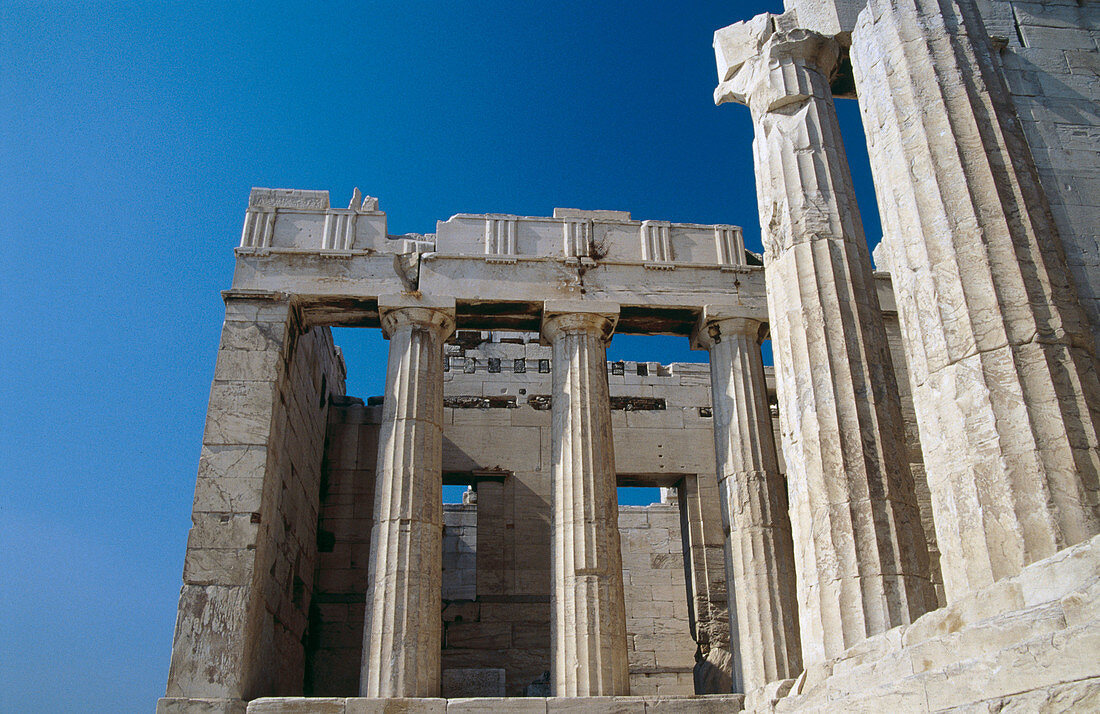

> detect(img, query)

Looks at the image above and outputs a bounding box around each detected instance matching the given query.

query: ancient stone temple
[159,1,1100,712]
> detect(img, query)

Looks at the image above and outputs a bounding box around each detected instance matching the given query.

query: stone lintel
[231,250,769,328]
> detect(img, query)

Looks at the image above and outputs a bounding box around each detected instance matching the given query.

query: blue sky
[0,2,881,711]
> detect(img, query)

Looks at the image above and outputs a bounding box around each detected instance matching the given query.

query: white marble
[542,301,630,696]
[360,295,456,697]
[715,15,936,666]
[851,0,1100,602]
[693,311,801,690]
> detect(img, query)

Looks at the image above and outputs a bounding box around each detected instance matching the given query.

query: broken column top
[714,5,857,95]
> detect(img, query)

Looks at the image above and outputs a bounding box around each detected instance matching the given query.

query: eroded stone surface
[715,13,936,666]
[360,297,456,697]
[542,302,630,696]
[441,669,506,699]
[748,533,1100,713]
[693,313,800,691]
[850,0,1100,603]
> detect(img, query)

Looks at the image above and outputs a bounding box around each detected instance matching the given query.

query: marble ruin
[160,0,1100,711]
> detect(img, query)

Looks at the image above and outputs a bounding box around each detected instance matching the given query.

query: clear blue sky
[0,2,882,711]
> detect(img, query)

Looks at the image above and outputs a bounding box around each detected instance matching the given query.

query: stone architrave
[850,0,1100,602]
[693,309,801,691]
[540,300,630,697]
[714,15,936,665]
[360,295,456,698]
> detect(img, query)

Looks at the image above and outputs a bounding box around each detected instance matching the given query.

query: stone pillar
[850,0,1100,602]
[692,310,801,691]
[360,295,455,698]
[541,300,630,697]
[161,292,347,714]
[714,16,936,666]
[161,294,297,714]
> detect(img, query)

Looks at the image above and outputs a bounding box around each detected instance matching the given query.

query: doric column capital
[378,294,456,340]
[541,300,619,345]
[691,305,768,350]
[714,12,838,114]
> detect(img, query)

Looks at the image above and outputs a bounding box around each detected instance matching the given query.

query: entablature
[229,187,897,334]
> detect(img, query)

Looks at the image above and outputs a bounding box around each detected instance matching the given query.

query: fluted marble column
[714,16,936,666]
[851,0,1100,602]
[541,300,630,697]
[693,310,801,691]
[360,295,455,698]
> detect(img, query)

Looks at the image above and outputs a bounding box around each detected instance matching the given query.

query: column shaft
[542,304,630,697]
[715,19,936,665]
[360,299,455,698]
[851,0,1100,601]
[696,315,801,690]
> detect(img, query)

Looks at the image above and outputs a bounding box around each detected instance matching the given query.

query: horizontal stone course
[243,697,746,714]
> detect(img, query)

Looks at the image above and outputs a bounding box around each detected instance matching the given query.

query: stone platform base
[745,532,1100,713]
[157,699,247,714]
[243,696,744,713]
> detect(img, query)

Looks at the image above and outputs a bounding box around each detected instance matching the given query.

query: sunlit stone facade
[160,1,1100,711]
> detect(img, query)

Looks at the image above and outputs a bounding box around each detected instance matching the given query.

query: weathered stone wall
[256,323,343,695]
[304,397,380,696]
[980,0,1100,354]
[442,502,477,601]
[440,475,552,698]
[437,499,697,698]
[162,295,345,709]
[252,321,344,695]
[303,333,725,698]
[619,504,697,696]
